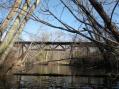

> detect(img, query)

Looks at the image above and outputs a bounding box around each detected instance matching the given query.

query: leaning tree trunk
[0,0,40,88]
[0,0,31,66]
[0,0,22,32]
[0,0,40,66]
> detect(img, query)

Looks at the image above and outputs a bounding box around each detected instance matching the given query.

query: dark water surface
[1,64,119,89]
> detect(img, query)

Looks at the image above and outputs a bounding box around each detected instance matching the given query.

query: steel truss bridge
[11,41,100,64]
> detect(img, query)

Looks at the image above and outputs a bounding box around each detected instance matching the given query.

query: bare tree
[30,0,119,67]
[0,0,40,76]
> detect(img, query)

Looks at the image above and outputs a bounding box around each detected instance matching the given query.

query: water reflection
[14,65,119,89]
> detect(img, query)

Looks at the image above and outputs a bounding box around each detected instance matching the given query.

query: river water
[1,64,119,89]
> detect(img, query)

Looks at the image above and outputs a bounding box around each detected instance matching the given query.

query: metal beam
[14,41,96,47]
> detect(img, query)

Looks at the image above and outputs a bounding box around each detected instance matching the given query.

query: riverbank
[69,56,119,70]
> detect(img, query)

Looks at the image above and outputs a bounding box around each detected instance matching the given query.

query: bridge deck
[14,41,96,47]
